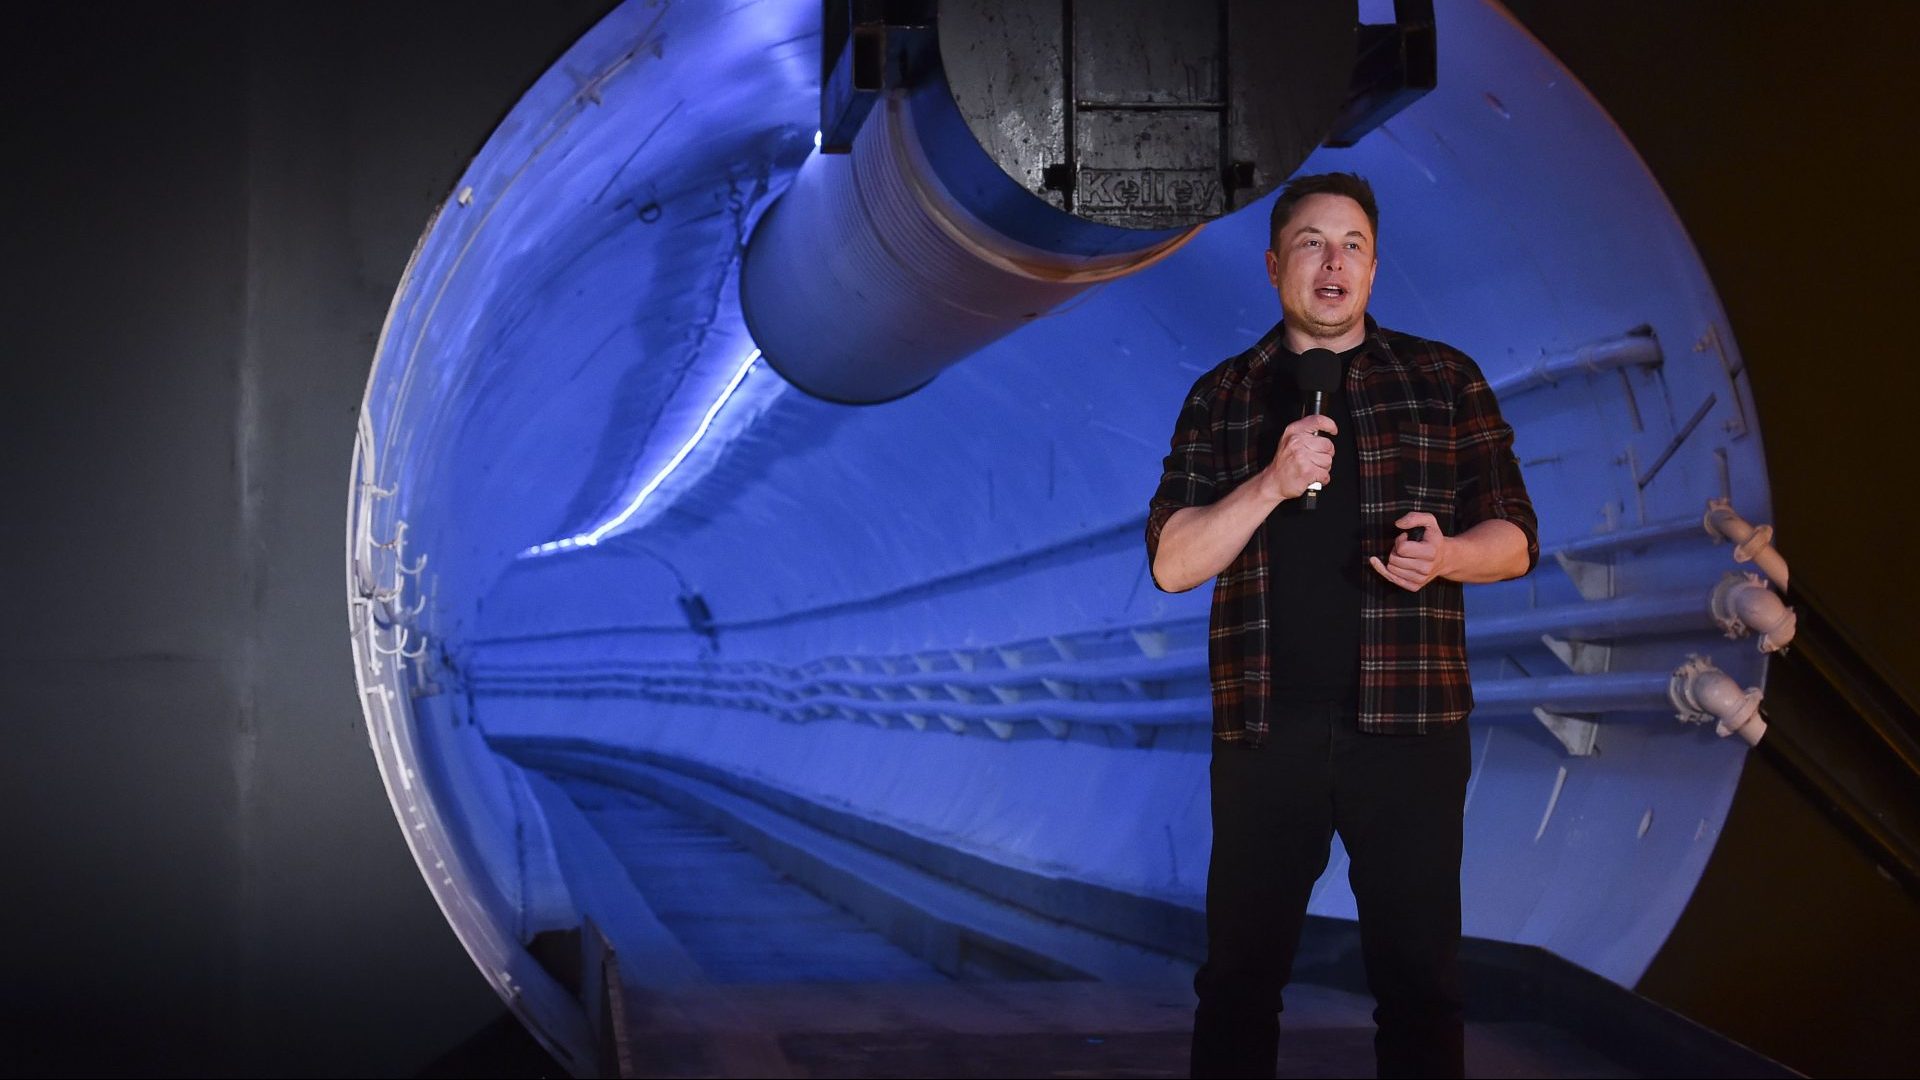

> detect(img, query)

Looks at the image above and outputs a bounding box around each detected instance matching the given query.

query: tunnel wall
[352,0,1769,1009]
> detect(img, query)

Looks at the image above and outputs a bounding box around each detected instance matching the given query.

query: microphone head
[1294,348,1342,396]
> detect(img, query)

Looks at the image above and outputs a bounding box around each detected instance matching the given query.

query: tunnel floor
[520,751,1654,1078]
[557,775,950,985]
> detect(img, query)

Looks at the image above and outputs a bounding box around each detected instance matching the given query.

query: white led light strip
[522,348,762,557]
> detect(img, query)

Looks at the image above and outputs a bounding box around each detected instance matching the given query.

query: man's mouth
[1315,284,1348,301]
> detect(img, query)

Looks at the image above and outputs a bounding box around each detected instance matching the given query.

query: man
[1145,172,1538,1079]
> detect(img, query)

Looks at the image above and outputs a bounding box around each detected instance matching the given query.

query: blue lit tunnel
[347,0,1783,1071]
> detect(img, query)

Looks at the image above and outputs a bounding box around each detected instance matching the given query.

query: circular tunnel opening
[346,1,1782,1071]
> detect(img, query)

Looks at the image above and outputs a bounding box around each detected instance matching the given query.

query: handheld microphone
[1295,348,1342,511]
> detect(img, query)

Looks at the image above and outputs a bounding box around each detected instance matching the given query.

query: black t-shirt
[1263,343,1367,704]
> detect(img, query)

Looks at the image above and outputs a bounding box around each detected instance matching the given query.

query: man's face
[1264,193,1378,343]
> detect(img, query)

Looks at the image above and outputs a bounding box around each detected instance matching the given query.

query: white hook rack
[370,519,410,551]
[371,623,429,660]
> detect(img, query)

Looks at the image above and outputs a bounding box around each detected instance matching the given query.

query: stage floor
[611,980,1637,1079]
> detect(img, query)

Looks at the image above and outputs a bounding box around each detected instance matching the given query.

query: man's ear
[1264,248,1281,290]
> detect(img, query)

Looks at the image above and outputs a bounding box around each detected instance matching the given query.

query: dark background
[1,2,1913,1076]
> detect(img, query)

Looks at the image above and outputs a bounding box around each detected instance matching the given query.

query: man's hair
[1267,172,1379,251]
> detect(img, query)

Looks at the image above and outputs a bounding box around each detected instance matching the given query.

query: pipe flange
[1702,496,1733,541]
[1709,571,1798,653]
[1669,654,1766,743]
[1709,572,1754,639]
[1732,523,1776,564]
[1669,655,1718,726]
[1757,607,1798,654]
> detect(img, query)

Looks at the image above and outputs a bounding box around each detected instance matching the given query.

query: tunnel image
[347,1,1787,1074]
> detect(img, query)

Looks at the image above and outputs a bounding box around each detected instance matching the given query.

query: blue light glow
[363,4,1779,1055]
[521,348,764,558]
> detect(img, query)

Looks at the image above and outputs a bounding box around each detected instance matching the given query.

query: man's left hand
[1369,512,1448,592]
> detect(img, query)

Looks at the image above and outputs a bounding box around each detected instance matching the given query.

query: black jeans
[1190,703,1472,1079]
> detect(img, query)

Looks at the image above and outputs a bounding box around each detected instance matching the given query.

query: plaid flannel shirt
[1146,317,1539,742]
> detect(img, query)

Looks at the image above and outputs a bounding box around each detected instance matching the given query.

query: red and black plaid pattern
[1146,318,1538,741]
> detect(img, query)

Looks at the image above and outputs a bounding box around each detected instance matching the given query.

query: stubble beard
[1292,300,1364,342]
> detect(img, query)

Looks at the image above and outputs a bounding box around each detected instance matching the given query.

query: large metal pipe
[739,0,1417,403]
[740,85,1195,403]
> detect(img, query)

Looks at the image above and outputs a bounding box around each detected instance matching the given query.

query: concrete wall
[1,5,612,1074]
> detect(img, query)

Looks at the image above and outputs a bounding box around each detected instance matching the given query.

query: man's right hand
[1151,414,1339,592]
[1263,414,1337,501]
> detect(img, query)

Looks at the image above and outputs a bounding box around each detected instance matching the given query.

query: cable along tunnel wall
[348,0,1778,1066]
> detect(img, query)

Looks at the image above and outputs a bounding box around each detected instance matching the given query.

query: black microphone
[1295,348,1342,511]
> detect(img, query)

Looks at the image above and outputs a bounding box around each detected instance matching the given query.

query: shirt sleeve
[1451,353,1540,573]
[1145,367,1224,588]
